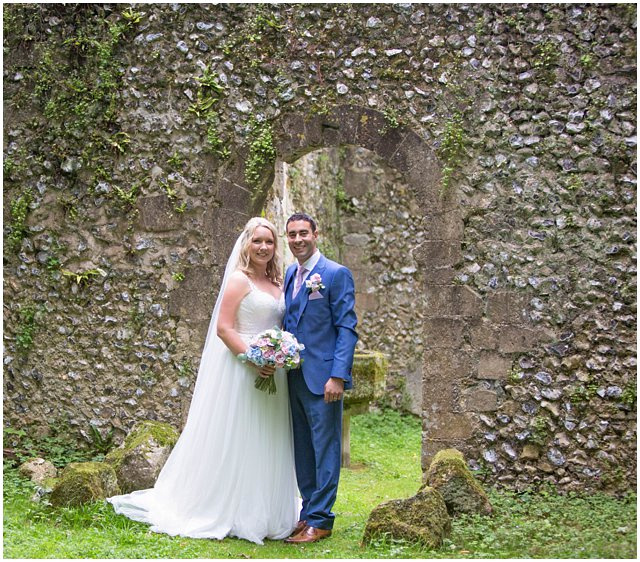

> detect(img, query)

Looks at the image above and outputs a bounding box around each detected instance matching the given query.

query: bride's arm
[217,271,252,355]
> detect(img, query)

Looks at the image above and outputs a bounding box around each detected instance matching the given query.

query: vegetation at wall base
[3,410,636,559]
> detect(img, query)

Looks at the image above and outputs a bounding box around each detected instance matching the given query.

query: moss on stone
[425,448,493,516]
[105,420,179,493]
[50,462,119,507]
[362,486,451,548]
[125,420,179,449]
[345,350,387,408]
[105,420,179,470]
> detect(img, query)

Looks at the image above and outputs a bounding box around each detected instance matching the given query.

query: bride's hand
[255,364,275,378]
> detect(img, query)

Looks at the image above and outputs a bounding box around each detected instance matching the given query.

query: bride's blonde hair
[236,217,283,286]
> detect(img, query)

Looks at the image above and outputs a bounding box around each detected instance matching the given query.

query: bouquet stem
[254,375,277,394]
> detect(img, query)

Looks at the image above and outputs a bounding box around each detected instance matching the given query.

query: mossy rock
[425,448,493,516]
[50,462,119,507]
[362,486,451,548]
[345,350,387,410]
[105,420,179,493]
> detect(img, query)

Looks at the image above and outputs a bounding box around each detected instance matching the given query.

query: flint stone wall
[3,3,636,493]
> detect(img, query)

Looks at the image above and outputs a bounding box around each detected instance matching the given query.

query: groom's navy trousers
[287,368,343,530]
[284,254,358,531]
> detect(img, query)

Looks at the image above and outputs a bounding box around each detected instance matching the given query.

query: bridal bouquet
[238,327,305,394]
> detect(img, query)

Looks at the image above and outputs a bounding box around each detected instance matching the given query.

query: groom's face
[286,220,318,264]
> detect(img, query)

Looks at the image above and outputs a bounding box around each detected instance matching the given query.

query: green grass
[3,410,637,558]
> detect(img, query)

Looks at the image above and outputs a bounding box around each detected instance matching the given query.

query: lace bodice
[236,278,285,339]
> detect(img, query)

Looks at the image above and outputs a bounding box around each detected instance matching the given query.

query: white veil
[185,233,243,419]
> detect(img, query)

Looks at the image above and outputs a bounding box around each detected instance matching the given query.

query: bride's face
[249,226,275,268]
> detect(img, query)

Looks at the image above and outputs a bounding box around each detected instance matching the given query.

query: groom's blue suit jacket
[284,254,358,395]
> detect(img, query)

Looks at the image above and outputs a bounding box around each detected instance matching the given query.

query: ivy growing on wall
[245,120,276,191]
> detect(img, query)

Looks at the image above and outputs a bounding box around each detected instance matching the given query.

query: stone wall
[3,3,636,493]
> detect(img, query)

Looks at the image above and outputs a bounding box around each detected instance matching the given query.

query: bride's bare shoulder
[228,270,250,284]
[223,271,251,297]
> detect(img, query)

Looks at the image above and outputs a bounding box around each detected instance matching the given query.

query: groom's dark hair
[286,213,317,232]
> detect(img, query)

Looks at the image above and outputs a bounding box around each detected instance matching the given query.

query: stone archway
[275,105,468,473]
[211,105,512,476]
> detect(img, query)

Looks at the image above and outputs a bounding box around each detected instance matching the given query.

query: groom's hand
[324,377,344,403]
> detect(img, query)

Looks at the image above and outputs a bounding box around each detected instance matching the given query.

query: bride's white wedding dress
[107,275,299,544]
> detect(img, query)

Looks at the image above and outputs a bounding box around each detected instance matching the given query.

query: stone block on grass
[105,420,179,493]
[362,486,451,548]
[425,448,493,516]
[50,462,119,507]
[19,457,57,485]
[345,350,387,413]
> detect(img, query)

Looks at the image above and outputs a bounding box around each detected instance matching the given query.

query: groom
[283,213,358,544]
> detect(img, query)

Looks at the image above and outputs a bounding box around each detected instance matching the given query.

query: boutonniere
[305,273,325,293]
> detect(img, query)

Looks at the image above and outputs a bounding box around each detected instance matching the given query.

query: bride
[107,217,299,544]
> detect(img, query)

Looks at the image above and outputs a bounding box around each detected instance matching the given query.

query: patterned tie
[293,266,306,298]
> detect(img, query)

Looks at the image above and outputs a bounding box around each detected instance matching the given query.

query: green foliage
[188,89,220,118]
[46,256,61,273]
[528,415,550,446]
[61,267,107,286]
[378,107,401,135]
[437,112,467,194]
[8,189,33,251]
[172,272,185,282]
[3,425,97,468]
[32,11,137,133]
[186,67,229,158]
[57,194,79,220]
[88,425,114,456]
[112,183,139,210]
[317,241,339,262]
[167,151,183,170]
[3,148,29,181]
[205,112,230,159]
[188,66,225,117]
[565,174,584,192]
[197,66,225,94]
[121,7,143,25]
[3,410,637,558]
[507,365,522,384]
[579,53,596,71]
[442,489,636,558]
[107,131,131,154]
[620,383,636,407]
[533,40,560,82]
[245,121,276,189]
[335,183,356,214]
[9,4,143,207]
[177,358,194,378]
[161,180,178,201]
[474,16,486,35]
[15,303,40,353]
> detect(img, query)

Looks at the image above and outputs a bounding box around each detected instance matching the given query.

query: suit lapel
[284,264,296,303]
[297,254,327,324]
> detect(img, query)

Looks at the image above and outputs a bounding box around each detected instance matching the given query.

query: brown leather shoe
[286,520,307,539]
[285,525,332,543]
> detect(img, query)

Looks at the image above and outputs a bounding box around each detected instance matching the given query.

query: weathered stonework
[3,4,636,494]
[362,485,451,548]
[50,462,120,508]
[425,449,493,516]
[105,419,179,493]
